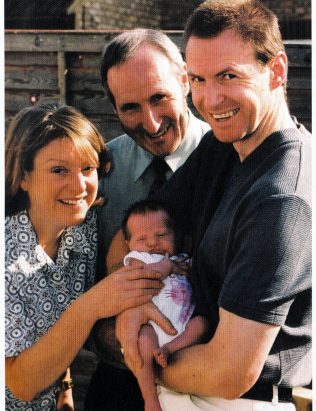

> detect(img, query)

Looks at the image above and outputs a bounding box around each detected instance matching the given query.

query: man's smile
[211,108,240,121]
[143,121,172,139]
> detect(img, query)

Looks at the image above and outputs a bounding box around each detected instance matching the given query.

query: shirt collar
[132,111,202,181]
[16,209,93,257]
[165,111,203,172]
[133,146,154,182]
[61,210,95,255]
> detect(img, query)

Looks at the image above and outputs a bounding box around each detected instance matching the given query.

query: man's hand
[115,302,177,372]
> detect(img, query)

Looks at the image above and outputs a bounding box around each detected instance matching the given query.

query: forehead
[107,45,180,104]
[34,137,93,164]
[128,210,169,232]
[186,29,258,74]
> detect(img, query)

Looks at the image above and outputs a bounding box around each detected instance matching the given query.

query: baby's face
[127,210,176,255]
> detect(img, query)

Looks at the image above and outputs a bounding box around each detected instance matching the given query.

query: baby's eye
[157,233,166,237]
[137,237,145,242]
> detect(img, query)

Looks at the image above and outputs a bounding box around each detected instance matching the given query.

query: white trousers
[158,387,296,411]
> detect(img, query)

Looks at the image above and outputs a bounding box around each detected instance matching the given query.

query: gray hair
[100,28,185,107]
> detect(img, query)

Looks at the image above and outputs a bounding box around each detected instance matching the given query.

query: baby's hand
[170,256,191,276]
[147,256,174,279]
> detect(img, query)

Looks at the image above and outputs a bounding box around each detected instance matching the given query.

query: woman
[5,103,163,410]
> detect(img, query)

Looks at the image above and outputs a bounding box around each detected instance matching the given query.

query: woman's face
[20,137,99,234]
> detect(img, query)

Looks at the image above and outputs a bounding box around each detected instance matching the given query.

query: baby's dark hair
[122,200,180,248]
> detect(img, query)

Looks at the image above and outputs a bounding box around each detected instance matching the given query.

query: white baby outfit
[124,251,195,346]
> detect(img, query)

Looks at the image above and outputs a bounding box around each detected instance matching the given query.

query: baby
[121,200,208,411]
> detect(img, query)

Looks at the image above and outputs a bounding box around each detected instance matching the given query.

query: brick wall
[159,0,311,33]
[70,0,161,29]
[69,0,311,38]
[159,0,203,30]
[261,0,311,21]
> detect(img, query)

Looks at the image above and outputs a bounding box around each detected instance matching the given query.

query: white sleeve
[123,251,165,266]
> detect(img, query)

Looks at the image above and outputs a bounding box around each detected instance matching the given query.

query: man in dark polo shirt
[114,1,311,410]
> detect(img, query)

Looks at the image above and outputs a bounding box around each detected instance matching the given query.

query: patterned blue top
[5,209,97,410]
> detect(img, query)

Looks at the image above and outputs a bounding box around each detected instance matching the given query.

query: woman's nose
[70,172,87,193]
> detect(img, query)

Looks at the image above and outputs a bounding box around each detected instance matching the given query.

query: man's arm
[106,229,129,273]
[158,308,280,399]
[116,306,280,398]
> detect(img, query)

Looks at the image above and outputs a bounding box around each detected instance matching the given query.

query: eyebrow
[216,67,234,76]
[188,66,237,78]
[45,159,77,166]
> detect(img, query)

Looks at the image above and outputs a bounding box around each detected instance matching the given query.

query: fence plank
[5,66,58,90]
[5,31,311,135]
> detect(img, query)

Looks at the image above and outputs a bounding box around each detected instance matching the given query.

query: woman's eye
[83,165,97,174]
[51,167,67,174]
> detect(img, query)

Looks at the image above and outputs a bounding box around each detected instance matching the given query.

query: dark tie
[148,156,170,197]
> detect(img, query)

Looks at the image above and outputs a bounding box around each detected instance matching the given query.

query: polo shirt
[154,124,312,387]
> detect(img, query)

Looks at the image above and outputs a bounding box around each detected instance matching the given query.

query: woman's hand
[147,255,190,279]
[115,302,177,372]
[89,263,164,320]
[169,257,191,276]
[146,255,174,279]
[56,388,74,411]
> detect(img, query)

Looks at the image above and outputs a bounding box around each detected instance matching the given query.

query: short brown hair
[100,28,185,108]
[5,103,110,216]
[184,0,285,66]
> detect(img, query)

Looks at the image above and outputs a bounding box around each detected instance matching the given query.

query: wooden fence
[4,30,312,410]
[5,30,312,140]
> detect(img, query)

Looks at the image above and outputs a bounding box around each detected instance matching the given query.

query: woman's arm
[6,265,163,401]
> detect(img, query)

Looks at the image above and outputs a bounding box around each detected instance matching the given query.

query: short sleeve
[5,270,32,357]
[219,195,311,325]
[124,251,163,266]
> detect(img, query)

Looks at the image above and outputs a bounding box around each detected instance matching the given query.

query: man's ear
[269,51,288,91]
[181,62,190,96]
